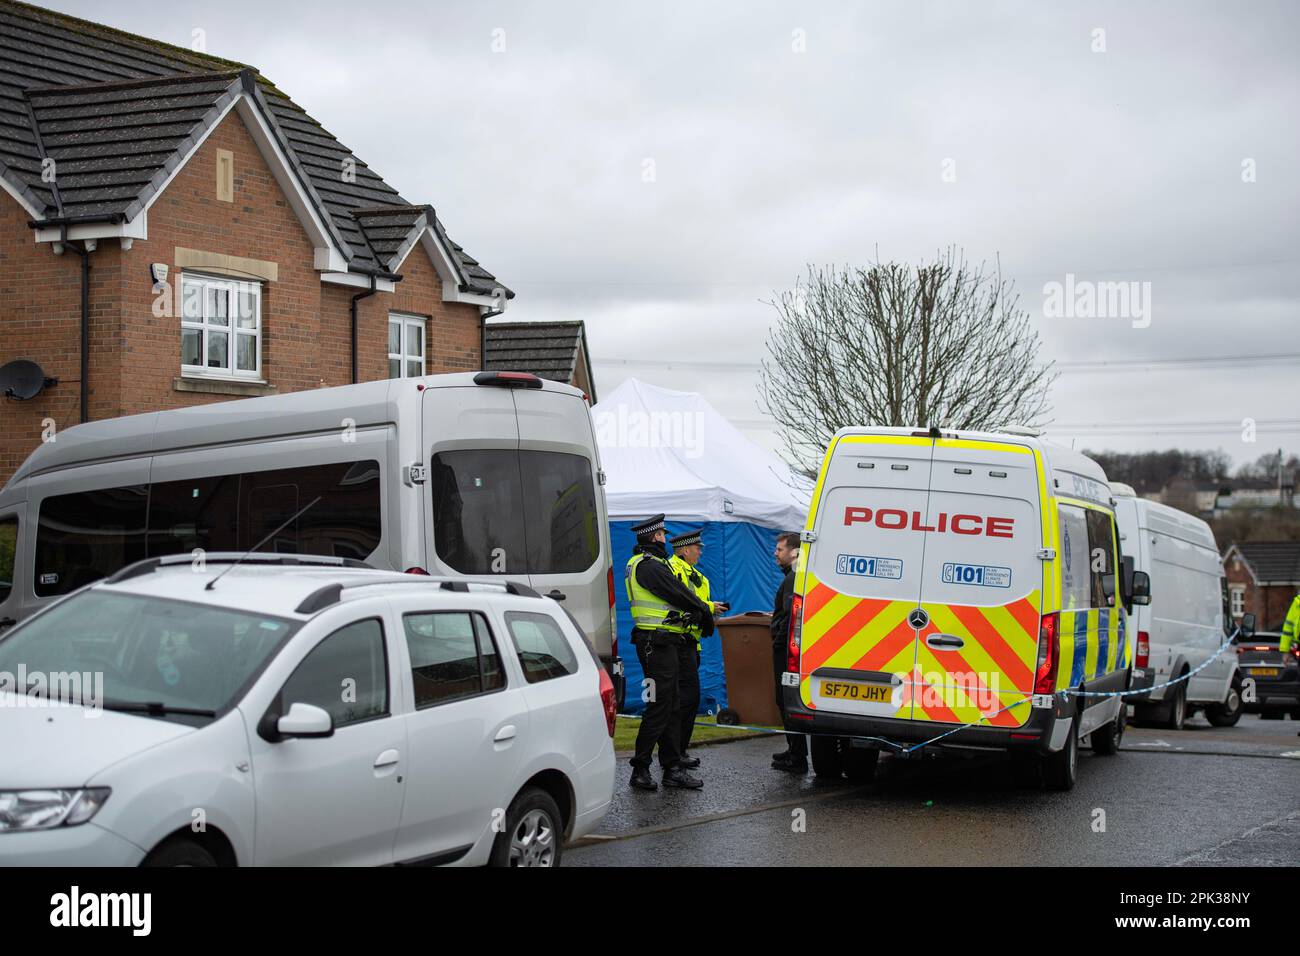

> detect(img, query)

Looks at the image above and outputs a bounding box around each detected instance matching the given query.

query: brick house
[1222,541,1300,631]
[0,1,512,486]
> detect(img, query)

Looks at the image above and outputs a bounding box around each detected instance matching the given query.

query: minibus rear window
[430,450,599,576]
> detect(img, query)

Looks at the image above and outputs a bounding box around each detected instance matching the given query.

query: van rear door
[801,435,933,720]
[909,439,1042,728]
[511,387,612,659]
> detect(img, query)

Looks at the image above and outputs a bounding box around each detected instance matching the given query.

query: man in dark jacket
[626,514,716,791]
[771,530,807,773]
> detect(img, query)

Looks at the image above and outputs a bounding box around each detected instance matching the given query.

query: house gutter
[478,289,508,371]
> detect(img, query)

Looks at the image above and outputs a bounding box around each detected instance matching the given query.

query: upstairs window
[182,274,261,378]
[388,313,426,379]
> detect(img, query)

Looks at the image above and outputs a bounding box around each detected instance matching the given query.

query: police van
[783,426,1150,790]
[0,372,621,688]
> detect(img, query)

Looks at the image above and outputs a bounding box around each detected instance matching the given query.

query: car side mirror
[277,702,334,740]
[1239,612,1256,639]
[1131,570,1151,606]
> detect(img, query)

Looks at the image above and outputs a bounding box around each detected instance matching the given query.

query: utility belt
[631,628,688,648]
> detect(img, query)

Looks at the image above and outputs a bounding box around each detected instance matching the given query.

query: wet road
[568,712,1300,866]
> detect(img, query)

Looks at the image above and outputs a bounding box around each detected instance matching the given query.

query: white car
[0,554,616,866]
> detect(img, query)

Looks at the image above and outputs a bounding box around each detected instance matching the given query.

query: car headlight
[0,788,111,832]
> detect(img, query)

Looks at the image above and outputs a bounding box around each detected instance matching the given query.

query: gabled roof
[0,0,508,296]
[1224,541,1300,585]
[484,321,594,398]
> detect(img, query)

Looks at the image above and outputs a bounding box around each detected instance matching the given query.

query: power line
[594,352,1300,374]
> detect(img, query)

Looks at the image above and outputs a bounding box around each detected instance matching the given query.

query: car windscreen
[0,589,299,719]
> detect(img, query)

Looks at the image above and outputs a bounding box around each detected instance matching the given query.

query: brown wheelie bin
[715,611,782,727]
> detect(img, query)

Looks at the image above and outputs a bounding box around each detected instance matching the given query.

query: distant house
[1156,476,1297,518]
[1222,541,1300,631]
[484,321,596,402]
[0,1,511,487]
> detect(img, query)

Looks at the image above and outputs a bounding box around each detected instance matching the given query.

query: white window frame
[180,273,263,380]
[1229,585,1245,618]
[388,313,427,379]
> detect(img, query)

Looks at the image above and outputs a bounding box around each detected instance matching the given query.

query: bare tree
[759,249,1057,476]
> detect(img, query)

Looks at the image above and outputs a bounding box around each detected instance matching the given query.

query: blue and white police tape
[618,626,1247,758]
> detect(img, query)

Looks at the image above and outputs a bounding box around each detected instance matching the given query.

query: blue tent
[593,379,809,715]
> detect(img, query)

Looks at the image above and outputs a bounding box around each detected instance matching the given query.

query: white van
[1110,484,1241,728]
[786,426,1148,790]
[0,372,621,689]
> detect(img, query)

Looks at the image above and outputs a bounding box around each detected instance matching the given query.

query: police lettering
[843,506,1014,538]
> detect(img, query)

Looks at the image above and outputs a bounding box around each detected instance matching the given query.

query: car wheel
[1091,704,1125,755]
[142,837,218,868]
[1041,717,1078,791]
[1163,679,1187,730]
[809,735,844,779]
[1206,676,1244,727]
[489,786,562,868]
[842,745,879,783]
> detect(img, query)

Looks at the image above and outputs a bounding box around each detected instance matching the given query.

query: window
[0,515,16,604]
[280,618,388,728]
[505,611,578,684]
[1058,505,1091,611]
[431,450,599,575]
[36,460,382,597]
[388,313,426,379]
[35,486,148,597]
[1085,509,1117,608]
[181,273,261,378]
[402,611,504,708]
[1230,585,1245,619]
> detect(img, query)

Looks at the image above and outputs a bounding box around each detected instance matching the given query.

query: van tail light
[473,370,542,389]
[1135,631,1150,669]
[404,566,430,575]
[597,666,617,737]
[787,594,803,673]
[1034,611,1060,695]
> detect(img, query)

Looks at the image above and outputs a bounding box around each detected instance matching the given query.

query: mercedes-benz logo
[908,607,929,630]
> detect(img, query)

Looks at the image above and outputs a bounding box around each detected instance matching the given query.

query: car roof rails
[293,576,542,615]
[106,553,373,585]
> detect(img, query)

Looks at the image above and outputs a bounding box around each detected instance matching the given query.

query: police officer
[626,514,715,791]
[770,531,808,773]
[669,529,729,767]
[1281,592,1299,655]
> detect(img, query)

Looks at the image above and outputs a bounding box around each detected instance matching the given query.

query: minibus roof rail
[106,552,373,584]
[294,576,543,615]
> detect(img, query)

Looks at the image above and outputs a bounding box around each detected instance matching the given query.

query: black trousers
[773,642,807,758]
[631,631,683,771]
[678,643,701,755]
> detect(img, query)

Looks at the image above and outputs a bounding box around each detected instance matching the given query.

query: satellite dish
[0,360,57,400]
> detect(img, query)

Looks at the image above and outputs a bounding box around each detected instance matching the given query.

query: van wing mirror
[1131,570,1151,607]
[1239,612,1256,639]
[1119,555,1136,610]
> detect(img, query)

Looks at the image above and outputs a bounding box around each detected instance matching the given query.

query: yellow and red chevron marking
[798,575,1040,727]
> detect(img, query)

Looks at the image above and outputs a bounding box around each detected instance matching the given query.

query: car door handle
[494,725,517,743]
[0,618,14,630]
[373,749,400,769]
[545,590,566,601]
[925,634,964,650]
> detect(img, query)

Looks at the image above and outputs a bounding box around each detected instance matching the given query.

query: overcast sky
[50,0,1300,469]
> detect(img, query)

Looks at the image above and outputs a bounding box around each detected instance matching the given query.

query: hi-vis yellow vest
[625,553,691,634]
[670,554,712,650]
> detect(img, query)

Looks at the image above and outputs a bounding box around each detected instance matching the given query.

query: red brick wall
[1224,556,1299,630]
[0,108,484,488]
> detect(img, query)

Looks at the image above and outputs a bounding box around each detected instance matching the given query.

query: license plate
[820,680,893,703]
[1249,667,1280,677]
